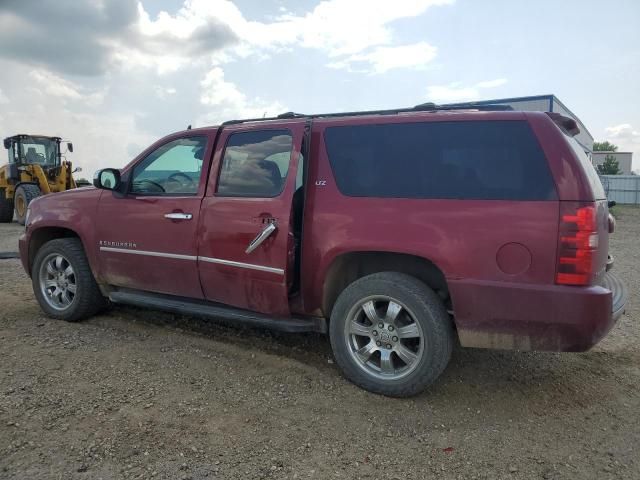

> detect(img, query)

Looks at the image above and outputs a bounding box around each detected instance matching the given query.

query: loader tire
[0,188,14,223]
[14,184,41,225]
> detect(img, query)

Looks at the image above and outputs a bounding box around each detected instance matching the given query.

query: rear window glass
[566,136,606,200]
[323,121,557,200]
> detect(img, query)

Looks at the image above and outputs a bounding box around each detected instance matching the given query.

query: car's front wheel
[329,272,453,397]
[32,238,106,322]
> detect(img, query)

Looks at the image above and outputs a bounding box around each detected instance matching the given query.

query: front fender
[24,188,103,277]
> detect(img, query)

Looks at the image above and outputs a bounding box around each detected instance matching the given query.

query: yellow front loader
[0,134,80,224]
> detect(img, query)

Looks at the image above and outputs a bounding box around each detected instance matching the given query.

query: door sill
[108,288,327,334]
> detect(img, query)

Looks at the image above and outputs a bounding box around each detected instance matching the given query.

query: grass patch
[609,204,640,219]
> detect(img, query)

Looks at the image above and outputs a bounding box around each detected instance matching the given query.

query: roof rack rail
[277,111,306,119]
[438,102,513,111]
[220,102,513,126]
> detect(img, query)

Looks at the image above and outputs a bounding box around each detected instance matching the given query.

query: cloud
[604,124,640,144]
[125,2,239,73]
[0,0,453,76]
[0,0,239,76]
[0,0,139,75]
[198,67,286,124]
[28,69,106,107]
[426,78,508,103]
[272,0,453,58]
[327,42,437,74]
[476,78,508,89]
[133,0,453,73]
[153,86,177,99]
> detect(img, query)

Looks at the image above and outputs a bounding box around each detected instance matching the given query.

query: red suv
[19,103,626,396]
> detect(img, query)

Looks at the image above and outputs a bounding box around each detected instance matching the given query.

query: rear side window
[324,121,557,200]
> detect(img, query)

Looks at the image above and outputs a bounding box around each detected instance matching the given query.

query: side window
[324,121,557,201]
[7,144,15,163]
[217,130,293,197]
[131,136,207,195]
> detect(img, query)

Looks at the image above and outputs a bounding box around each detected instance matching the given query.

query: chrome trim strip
[99,247,197,261]
[197,256,284,275]
[99,247,284,275]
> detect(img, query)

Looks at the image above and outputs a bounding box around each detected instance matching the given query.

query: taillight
[556,204,598,286]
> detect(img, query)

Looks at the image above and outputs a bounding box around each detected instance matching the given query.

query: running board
[108,289,327,334]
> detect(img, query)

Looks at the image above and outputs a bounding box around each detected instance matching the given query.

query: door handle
[246,222,277,254]
[164,212,193,220]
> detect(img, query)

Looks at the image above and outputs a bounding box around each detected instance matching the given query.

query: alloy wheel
[38,253,77,310]
[344,296,424,380]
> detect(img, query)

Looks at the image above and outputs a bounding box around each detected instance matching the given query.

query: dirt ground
[0,208,638,480]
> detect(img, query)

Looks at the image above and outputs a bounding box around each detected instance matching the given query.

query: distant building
[592,151,633,175]
[447,94,594,155]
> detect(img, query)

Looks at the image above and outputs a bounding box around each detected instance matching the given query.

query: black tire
[14,184,41,225]
[329,272,454,397]
[0,188,14,223]
[32,238,106,322]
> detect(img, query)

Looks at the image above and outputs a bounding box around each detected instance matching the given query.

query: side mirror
[93,168,121,191]
[73,167,82,173]
[608,200,617,208]
[67,142,74,153]
[3,138,10,150]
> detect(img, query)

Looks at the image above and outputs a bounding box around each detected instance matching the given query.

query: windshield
[14,137,59,166]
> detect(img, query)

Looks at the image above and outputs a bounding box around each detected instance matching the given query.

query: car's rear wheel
[329,272,453,397]
[32,238,106,322]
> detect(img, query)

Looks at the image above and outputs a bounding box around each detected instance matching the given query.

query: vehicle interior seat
[257,159,283,196]
[25,147,40,163]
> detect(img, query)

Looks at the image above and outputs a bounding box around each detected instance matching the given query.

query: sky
[0,0,639,177]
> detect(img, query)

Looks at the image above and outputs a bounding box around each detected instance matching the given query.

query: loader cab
[3,135,70,168]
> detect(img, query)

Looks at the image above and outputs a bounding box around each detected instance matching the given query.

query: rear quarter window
[323,120,557,200]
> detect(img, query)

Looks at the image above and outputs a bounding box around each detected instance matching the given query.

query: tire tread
[329,272,453,397]
[14,184,41,225]
[32,238,106,322]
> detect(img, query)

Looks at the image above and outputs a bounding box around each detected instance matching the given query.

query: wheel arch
[321,251,450,318]
[28,226,82,275]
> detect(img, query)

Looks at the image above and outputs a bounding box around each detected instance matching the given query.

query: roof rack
[221,102,513,126]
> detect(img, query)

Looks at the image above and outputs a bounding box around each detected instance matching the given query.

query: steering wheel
[167,172,196,189]
[134,179,165,193]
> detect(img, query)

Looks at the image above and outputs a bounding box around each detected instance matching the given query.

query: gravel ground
[0,222,22,254]
[0,207,638,480]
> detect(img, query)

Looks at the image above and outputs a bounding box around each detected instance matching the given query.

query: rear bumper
[450,271,627,352]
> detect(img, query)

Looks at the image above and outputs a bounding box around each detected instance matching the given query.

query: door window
[131,136,207,195]
[217,130,293,197]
